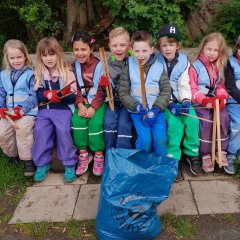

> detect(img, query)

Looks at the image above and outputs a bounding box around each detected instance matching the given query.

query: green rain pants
[71,103,106,152]
[165,104,200,160]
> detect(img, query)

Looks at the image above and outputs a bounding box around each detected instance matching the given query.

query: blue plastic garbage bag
[96,148,178,240]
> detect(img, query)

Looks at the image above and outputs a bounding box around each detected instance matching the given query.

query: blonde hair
[109,27,130,42]
[193,32,228,82]
[2,39,32,70]
[35,37,69,90]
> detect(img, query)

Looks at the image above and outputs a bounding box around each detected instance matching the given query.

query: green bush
[208,0,240,46]
[100,0,200,45]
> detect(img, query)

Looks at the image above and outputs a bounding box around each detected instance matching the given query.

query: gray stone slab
[191,180,240,214]
[9,185,80,224]
[33,172,89,186]
[73,184,100,220]
[157,181,198,216]
[182,168,231,181]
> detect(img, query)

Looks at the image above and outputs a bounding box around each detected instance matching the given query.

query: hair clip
[70,33,76,44]
[89,38,95,45]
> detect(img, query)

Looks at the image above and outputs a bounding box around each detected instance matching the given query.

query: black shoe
[186,155,202,176]
[11,156,20,165]
[24,160,36,177]
[174,161,183,182]
[175,169,184,182]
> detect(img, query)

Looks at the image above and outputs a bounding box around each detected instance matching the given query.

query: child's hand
[145,107,159,126]
[60,85,71,96]
[0,108,8,119]
[86,107,95,118]
[78,103,87,117]
[168,103,181,116]
[7,106,24,121]
[134,103,149,115]
[201,97,216,109]
[44,90,60,103]
[181,100,191,114]
[99,75,109,88]
[215,95,227,110]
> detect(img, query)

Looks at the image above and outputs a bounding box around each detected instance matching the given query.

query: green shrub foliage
[208,0,240,46]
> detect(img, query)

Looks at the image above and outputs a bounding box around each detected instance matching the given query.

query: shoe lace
[94,158,104,168]
[191,156,201,166]
[78,157,89,167]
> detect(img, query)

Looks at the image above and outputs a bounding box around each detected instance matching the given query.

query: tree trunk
[67,0,94,32]
[185,0,229,40]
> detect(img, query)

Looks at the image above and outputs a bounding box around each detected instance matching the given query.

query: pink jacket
[189,53,228,104]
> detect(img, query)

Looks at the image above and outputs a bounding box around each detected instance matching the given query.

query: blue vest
[158,52,188,101]
[0,68,37,116]
[228,56,240,103]
[74,60,103,104]
[192,59,220,96]
[128,56,164,109]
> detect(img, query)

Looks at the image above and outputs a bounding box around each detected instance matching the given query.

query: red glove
[202,97,216,109]
[44,90,60,103]
[99,75,109,88]
[7,106,24,121]
[60,85,71,96]
[216,95,227,110]
[0,108,8,119]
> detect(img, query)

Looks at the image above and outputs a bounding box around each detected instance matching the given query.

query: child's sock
[80,149,88,157]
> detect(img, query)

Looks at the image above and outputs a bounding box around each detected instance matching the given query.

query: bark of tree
[185,0,229,39]
[67,0,94,32]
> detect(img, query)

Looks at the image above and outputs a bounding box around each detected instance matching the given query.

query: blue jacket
[158,52,191,102]
[128,56,164,109]
[0,67,38,116]
[228,56,240,103]
[118,53,171,112]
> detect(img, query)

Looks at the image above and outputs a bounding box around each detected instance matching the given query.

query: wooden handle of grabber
[5,114,20,129]
[215,99,222,168]
[99,47,114,111]
[138,60,146,108]
[211,107,217,167]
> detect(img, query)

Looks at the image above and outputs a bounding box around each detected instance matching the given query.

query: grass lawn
[0,150,33,196]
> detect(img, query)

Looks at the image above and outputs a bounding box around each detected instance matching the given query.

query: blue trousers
[227,104,240,154]
[32,109,77,167]
[131,112,167,156]
[104,104,133,149]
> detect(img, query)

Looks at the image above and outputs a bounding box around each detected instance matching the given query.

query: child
[99,27,133,149]
[157,24,201,178]
[224,36,240,174]
[71,31,106,176]
[189,32,230,173]
[32,37,77,182]
[0,39,37,176]
[118,30,171,155]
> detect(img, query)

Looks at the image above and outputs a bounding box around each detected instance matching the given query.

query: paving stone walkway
[9,167,240,224]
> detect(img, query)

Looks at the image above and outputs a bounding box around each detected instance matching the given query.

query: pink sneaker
[93,153,104,176]
[202,154,214,173]
[76,152,93,176]
[215,151,228,167]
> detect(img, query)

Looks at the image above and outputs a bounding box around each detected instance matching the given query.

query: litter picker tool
[38,80,76,107]
[99,47,114,111]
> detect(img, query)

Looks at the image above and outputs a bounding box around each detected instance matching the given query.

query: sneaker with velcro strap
[186,155,202,176]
